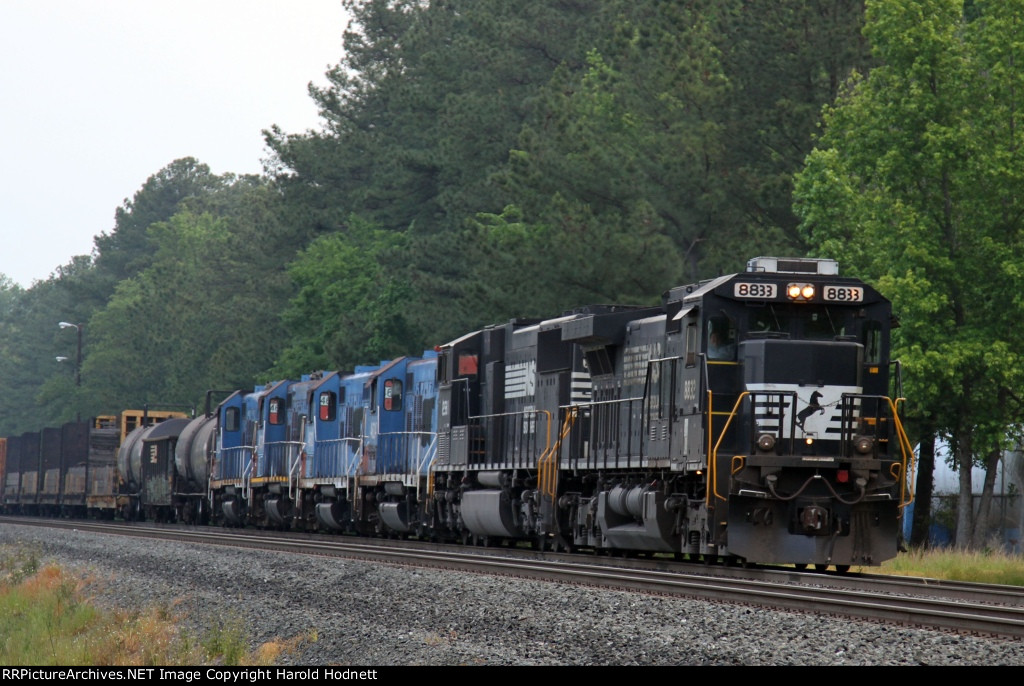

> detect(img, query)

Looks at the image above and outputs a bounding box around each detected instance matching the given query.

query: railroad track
[3,516,1023,640]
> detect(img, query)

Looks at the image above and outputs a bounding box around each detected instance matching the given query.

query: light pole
[58,321,82,387]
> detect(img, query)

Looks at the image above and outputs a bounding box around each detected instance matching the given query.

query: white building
[904,441,1022,551]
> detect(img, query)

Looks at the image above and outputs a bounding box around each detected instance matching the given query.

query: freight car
[0,410,186,519]
[0,257,913,570]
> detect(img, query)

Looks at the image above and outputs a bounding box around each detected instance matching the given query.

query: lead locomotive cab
[669,256,909,568]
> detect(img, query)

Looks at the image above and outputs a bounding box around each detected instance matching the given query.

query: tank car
[174,411,218,524]
[115,410,194,522]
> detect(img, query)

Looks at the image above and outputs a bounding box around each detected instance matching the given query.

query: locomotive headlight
[756,433,776,452]
[786,283,816,301]
[854,435,875,454]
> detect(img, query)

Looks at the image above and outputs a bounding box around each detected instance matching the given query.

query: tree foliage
[794,0,1024,547]
[93,158,228,287]
[81,179,293,414]
[268,0,873,345]
[272,220,418,376]
[0,2,878,448]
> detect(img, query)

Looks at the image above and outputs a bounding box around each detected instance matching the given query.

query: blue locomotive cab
[402,352,439,478]
[369,357,414,476]
[253,379,293,481]
[351,357,415,535]
[304,370,349,532]
[375,352,439,536]
[213,391,254,483]
[211,384,275,526]
[304,371,343,479]
[303,369,361,532]
[247,378,318,529]
[308,363,380,532]
[261,373,326,528]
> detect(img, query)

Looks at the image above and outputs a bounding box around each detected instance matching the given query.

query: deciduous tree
[794,0,1024,548]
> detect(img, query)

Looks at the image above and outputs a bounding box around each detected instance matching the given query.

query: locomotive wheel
[835,565,851,574]
[814,564,829,572]
[793,563,808,570]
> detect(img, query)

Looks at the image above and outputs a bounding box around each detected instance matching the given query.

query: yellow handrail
[708,391,750,506]
[535,411,554,487]
[731,454,746,476]
[885,397,916,509]
[538,409,575,501]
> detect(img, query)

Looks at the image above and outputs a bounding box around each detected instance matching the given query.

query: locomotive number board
[822,285,864,302]
[733,282,777,299]
[734,282,864,302]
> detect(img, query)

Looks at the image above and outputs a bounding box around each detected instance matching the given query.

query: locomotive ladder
[538,408,576,502]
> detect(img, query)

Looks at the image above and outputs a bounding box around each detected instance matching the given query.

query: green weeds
[865,546,1024,586]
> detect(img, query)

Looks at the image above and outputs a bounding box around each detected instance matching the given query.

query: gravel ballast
[2,523,1022,666]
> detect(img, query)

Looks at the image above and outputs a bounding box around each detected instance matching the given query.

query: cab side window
[863,321,883,364]
[223,407,240,432]
[706,316,736,361]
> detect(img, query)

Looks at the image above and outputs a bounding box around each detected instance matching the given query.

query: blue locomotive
[0,257,913,570]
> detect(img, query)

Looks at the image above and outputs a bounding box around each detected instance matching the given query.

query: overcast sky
[0,0,349,287]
